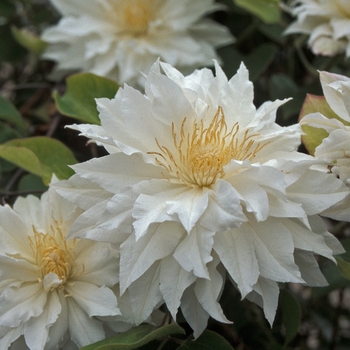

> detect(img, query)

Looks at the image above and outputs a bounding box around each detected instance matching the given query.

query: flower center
[107,0,158,36]
[149,106,267,187]
[29,223,76,291]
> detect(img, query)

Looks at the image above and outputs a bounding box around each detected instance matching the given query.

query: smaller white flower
[300,70,350,221]
[285,0,350,57]
[41,0,234,86]
[0,184,121,350]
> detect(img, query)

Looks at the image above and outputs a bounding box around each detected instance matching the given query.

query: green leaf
[300,124,329,156]
[335,239,350,280]
[53,73,119,124]
[218,44,277,81]
[11,26,47,55]
[17,174,48,193]
[244,44,277,81]
[280,290,302,346]
[178,330,234,350]
[335,257,350,280]
[0,95,26,133]
[233,0,281,23]
[80,324,185,350]
[298,94,342,122]
[298,94,345,155]
[0,137,77,185]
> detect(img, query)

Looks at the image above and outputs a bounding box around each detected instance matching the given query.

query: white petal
[173,225,214,279]
[180,284,210,339]
[0,283,47,327]
[248,218,303,283]
[120,222,184,293]
[159,256,196,319]
[73,240,119,287]
[200,179,246,231]
[194,257,230,323]
[127,262,163,325]
[166,187,209,233]
[287,169,348,215]
[0,325,24,350]
[71,153,162,193]
[65,282,120,317]
[24,291,61,350]
[294,250,328,286]
[66,297,105,348]
[249,277,279,326]
[214,227,259,298]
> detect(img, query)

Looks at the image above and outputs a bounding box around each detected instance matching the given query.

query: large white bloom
[300,70,350,221]
[285,0,350,57]
[0,185,121,350]
[41,0,234,86]
[55,61,348,336]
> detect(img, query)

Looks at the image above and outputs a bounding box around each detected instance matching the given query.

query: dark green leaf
[53,73,119,124]
[178,330,234,350]
[280,290,301,346]
[0,95,26,133]
[233,0,281,23]
[335,257,350,281]
[0,0,15,17]
[80,324,185,350]
[0,24,26,62]
[17,173,48,193]
[0,137,77,185]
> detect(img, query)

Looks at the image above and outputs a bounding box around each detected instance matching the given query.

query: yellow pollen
[29,223,76,292]
[108,0,159,36]
[148,106,267,187]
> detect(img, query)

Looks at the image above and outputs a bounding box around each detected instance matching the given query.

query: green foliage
[0,95,27,134]
[280,290,302,346]
[11,27,47,55]
[178,330,235,350]
[80,324,185,350]
[0,137,77,185]
[53,73,119,124]
[233,0,281,23]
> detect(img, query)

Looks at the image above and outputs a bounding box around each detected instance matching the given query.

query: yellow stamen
[107,0,159,36]
[148,106,267,187]
[28,222,76,292]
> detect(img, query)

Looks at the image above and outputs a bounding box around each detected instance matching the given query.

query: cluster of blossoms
[41,0,234,86]
[300,70,350,220]
[51,61,347,337]
[1,1,350,349]
[285,0,350,57]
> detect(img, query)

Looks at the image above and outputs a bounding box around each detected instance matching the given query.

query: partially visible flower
[300,70,350,221]
[55,61,348,336]
[0,184,121,350]
[285,0,350,57]
[41,0,234,86]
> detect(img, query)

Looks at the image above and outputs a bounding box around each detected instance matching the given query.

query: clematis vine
[55,61,348,336]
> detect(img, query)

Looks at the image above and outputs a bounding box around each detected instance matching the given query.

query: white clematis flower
[0,184,121,350]
[41,0,234,86]
[55,61,348,336]
[285,0,350,57]
[301,70,350,221]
